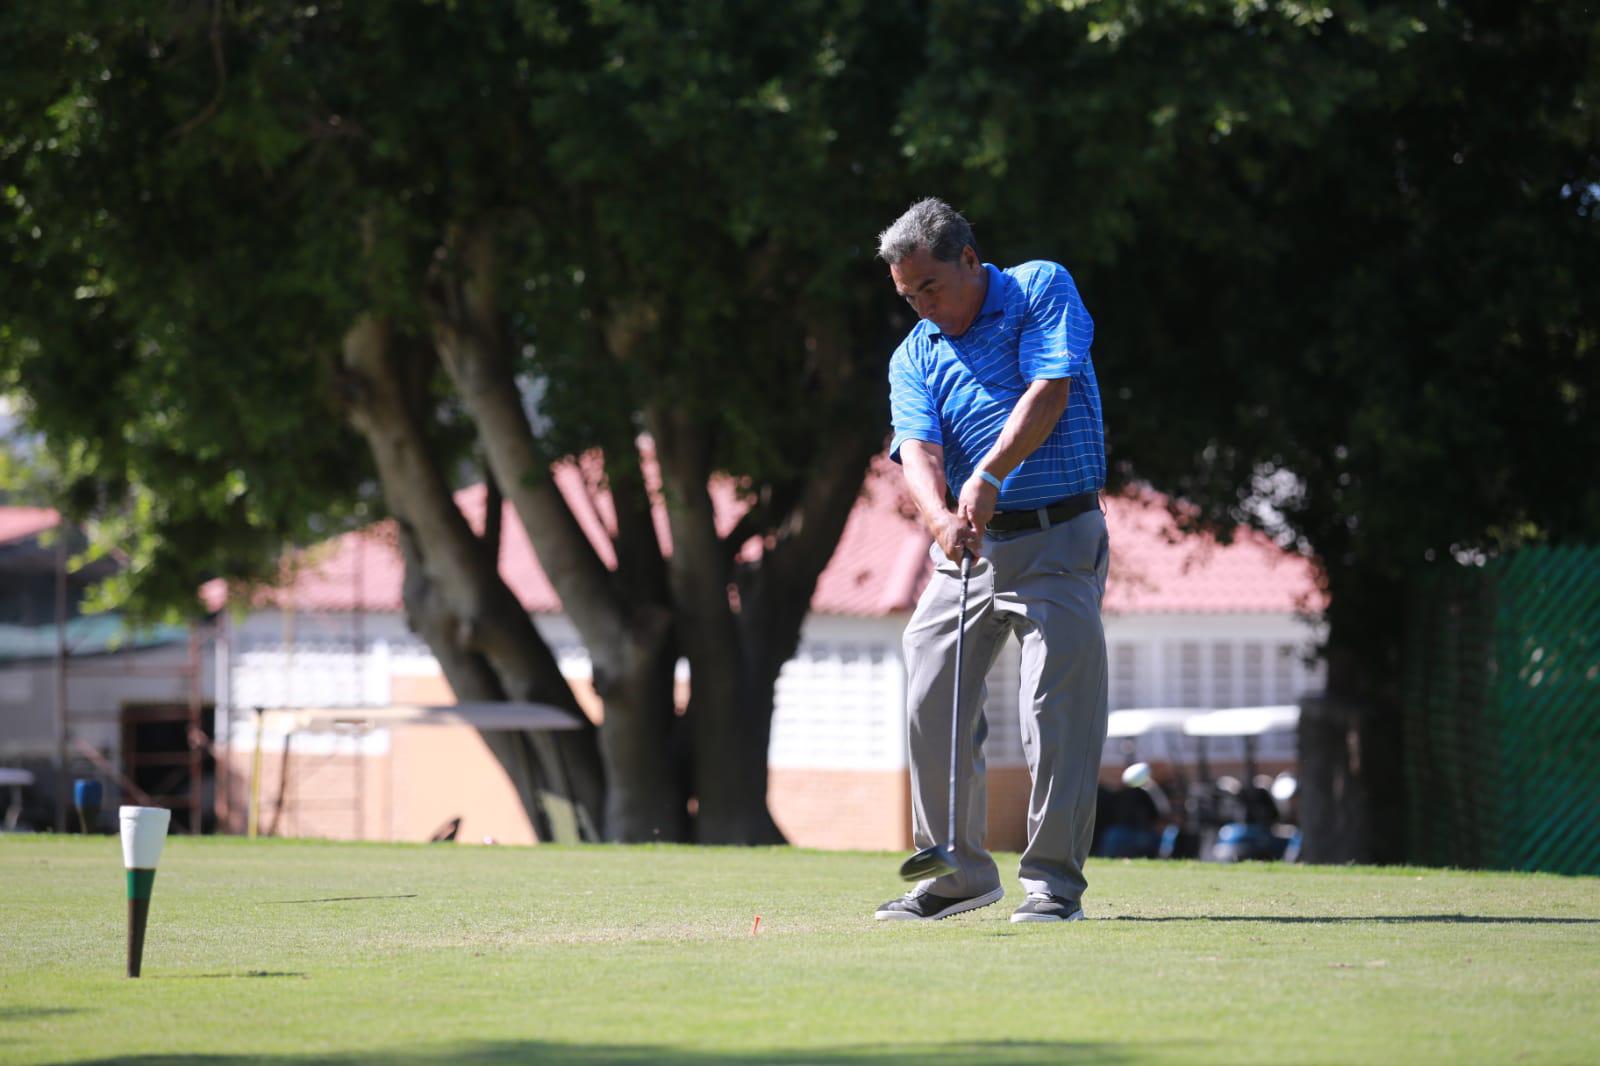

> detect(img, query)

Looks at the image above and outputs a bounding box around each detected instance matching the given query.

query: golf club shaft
[949,553,971,853]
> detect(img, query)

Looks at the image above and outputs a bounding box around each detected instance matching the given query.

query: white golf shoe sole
[1010,905,1085,923]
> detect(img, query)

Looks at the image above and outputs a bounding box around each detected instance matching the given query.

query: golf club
[899,551,971,882]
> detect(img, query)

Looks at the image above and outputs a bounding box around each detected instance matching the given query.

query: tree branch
[341,314,582,706]
[339,311,607,838]
[428,224,634,684]
[169,0,226,140]
[483,461,503,564]
[647,403,734,632]
[741,420,883,689]
[719,487,773,560]
[608,439,670,611]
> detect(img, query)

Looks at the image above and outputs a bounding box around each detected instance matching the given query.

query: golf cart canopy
[1181,705,1300,738]
[1106,708,1201,738]
[256,702,585,734]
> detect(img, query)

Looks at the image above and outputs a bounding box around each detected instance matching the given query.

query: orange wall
[221,724,538,845]
[220,750,393,842]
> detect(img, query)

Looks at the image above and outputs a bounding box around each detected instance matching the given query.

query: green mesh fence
[1404,547,1600,874]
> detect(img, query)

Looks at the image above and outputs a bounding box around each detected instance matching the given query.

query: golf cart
[1181,705,1301,862]
[1095,708,1199,859]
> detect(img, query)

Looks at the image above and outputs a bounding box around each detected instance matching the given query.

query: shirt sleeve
[1016,261,1094,382]
[888,346,942,463]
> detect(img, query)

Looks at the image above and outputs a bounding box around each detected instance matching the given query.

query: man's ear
[961,245,981,273]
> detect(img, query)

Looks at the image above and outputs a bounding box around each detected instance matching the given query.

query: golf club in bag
[899,552,972,882]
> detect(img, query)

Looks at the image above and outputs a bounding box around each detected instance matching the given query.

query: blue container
[73,778,104,833]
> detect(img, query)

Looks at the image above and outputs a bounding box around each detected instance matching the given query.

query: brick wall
[768,768,912,850]
[767,765,1045,853]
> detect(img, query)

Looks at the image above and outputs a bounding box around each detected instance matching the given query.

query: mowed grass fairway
[2,838,1597,1065]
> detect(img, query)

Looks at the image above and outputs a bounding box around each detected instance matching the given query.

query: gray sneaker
[1009,893,1084,923]
[874,886,1004,921]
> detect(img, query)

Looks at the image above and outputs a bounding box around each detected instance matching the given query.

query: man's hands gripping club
[900,378,1072,563]
[901,440,982,562]
[902,447,1003,562]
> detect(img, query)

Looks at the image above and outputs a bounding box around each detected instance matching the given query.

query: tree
[896,0,1600,859]
[2,1,924,842]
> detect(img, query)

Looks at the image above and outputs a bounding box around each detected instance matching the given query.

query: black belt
[986,492,1100,533]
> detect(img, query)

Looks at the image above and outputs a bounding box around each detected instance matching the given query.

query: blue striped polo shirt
[888,261,1104,508]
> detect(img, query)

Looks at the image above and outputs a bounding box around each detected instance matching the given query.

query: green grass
[2,837,1596,1065]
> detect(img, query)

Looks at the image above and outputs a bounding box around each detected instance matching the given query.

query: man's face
[890,245,986,337]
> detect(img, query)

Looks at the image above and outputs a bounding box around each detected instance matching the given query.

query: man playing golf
[874,198,1109,923]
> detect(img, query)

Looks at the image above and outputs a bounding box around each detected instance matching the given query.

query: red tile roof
[0,507,60,546]
[205,456,1324,618]
[1101,489,1325,615]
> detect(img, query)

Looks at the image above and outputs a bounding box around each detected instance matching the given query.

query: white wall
[769,614,907,772]
[1102,612,1327,712]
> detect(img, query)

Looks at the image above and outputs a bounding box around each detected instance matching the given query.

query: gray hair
[876,198,978,265]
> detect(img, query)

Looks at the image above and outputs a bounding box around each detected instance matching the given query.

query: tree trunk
[651,398,884,844]
[1296,693,1365,864]
[398,518,555,842]
[592,636,690,841]
[1298,566,1408,864]
[600,447,691,841]
[340,313,606,840]
[428,230,686,841]
[645,405,766,843]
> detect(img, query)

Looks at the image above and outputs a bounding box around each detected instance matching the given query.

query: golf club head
[898,844,957,882]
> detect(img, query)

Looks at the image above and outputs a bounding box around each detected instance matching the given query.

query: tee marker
[119,806,171,978]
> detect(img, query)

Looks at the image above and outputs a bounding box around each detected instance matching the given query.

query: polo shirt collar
[926,263,1007,338]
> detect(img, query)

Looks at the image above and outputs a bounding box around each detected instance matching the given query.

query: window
[1112,643,1139,710]
[1242,643,1265,705]
[1178,642,1202,707]
[1211,643,1235,708]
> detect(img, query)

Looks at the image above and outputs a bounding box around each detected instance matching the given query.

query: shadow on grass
[262,895,418,904]
[44,1041,1126,1065]
[1106,914,1600,925]
[147,971,308,980]
[0,1007,82,1022]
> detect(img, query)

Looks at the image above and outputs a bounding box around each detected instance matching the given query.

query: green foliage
[2,1,384,621]
[2,1,925,620]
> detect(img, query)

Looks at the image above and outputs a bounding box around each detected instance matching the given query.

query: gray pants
[902,507,1110,903]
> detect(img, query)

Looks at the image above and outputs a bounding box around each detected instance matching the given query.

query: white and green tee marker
[118,806,170,978]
